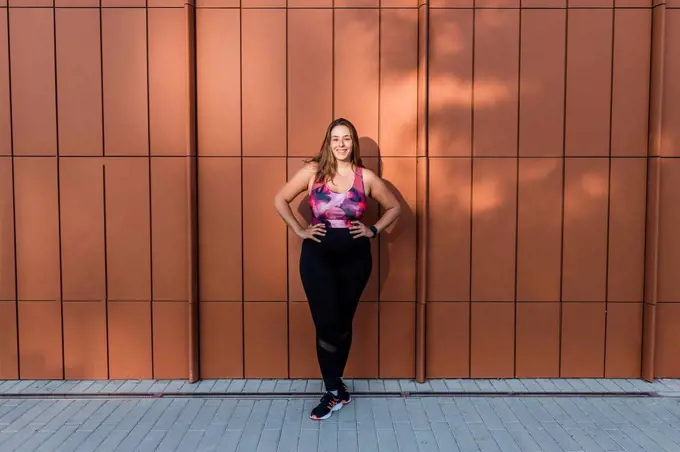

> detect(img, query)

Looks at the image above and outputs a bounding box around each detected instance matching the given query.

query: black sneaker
[337,381,351,405]
[310,391,343,420]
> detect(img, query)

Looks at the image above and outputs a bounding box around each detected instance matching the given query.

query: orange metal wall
[0,0,679,382]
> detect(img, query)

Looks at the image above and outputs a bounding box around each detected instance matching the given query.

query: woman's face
[329,125,353,162]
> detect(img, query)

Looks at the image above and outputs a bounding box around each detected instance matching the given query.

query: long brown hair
[307,118,364,183]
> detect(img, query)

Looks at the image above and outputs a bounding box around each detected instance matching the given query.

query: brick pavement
[0,379,679,451]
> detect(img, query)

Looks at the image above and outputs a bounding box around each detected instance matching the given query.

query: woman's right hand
[296,224,326,242]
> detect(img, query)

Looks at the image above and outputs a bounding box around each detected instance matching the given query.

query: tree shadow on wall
[294,136,414,300]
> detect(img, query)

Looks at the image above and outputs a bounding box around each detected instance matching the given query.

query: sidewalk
[1,379,679,452]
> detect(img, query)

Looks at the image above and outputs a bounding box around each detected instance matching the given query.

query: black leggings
[299,228,372,392]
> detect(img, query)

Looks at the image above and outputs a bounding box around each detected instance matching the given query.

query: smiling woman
[273,117,401,420]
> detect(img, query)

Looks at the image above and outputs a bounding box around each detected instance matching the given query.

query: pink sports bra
[309,167,368,228]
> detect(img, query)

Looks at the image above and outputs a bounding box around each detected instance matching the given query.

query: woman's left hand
[349,221,374,239]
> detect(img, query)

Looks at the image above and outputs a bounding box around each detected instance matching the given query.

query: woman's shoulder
[359,166,378,181]
[303,161,319,172]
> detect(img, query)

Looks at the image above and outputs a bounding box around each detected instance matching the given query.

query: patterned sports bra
[309,167,367,228]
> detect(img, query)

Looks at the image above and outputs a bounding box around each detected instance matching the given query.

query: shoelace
[320,392,337,408]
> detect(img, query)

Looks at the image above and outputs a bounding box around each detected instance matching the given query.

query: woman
[274,118,401,420]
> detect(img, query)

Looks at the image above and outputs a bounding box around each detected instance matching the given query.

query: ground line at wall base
[0,391,673,401]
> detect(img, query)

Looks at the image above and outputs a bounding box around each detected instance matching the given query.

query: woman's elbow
[391,203,402,218]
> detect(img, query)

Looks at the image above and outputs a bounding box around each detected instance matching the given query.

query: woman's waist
[311,218,355,228]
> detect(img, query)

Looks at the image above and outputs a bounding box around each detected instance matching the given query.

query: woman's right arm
[273,163,325,242]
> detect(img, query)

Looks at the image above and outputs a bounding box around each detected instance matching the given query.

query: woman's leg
[335,236,372,381]
[299,238,345,392]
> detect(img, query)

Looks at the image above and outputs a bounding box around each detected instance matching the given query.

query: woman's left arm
[364,169,401,234]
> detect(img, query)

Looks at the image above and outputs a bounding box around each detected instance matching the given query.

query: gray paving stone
[454,398,483,424]
[368,379,385,393]
[111,422,154,451]
[488,428,522,452]
[90,427,129,452]
[195,379,217,393]
[536,397,579,430]
[563,378,591,392]
[276,421,300,452]
[70,381,95,394]
[619,423,667,452]
[552,378,574,392]
[503,379,525,392]
[213,400,238,425]
[474,380,496,392]
[6,381,34,394]
[516,379,543,392]
[584,422,629,451]
[2,399,52,433]
[371,399,392,431]
[135,428,170,452]
[256,428,282,452]
[542,420,584,451]
[520,398,555,424]
[405,399,430,430]
[164,380,186,393]
[68,422,117,452]
[216,429,243,452]
[387,398,410,424]
[568,427,608,452]
[273,380,292,394]
[431,421,461,451]
[336,429,357,452]
[211,379,232,393]
[535,378,560,392]
[264,400,287,431]
[505,422,541,452]
[395,427,418,452]
[414,429,439,452]
[376,428,397,452]
[35,424,79,452]
[100,381,124,393]
[151,399,189,430]
[460,380,480,392]
[288,380,306,393]
[486,399,519,426]
[256,379,276,393]
[383,380,401,392]
[180,380,200,393]
[21,381,49,394]
[0,423,44,452]
[190,400,221,431]
[472,398,505,431]
[193,423,225,452]
[356,422,378,452]
[605,427,647,452]
[467,421,502,452]
[0,400,40,426]
[354,380,370,392]
[243,379,262,393]
[298,428,320,452]
[489,380,511,392]
[228,380,247,393]
[83,381,109,394]
[420,398,446,423]
[228,400,255,431]
[414,381,433,392]
[306,380,323,394]
[572,398,617,430]
[113,380,139,393]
